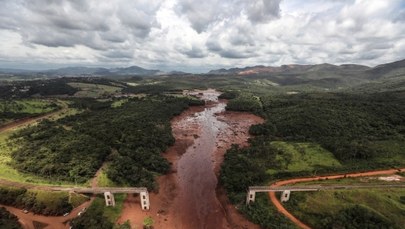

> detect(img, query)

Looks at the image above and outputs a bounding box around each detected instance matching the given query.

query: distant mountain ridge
[0,65,168,76]
[207,59,405,89]
[208,63,371,75]
[1,59,404,85]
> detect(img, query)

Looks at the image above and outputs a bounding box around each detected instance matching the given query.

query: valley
[1,1,405,228]
[0,58,404,229]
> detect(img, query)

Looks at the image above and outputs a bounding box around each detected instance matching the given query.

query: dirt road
[0,102,101,229]
[269,168,405,229]
[1,200,91,229]
[0,163,110,229]
[0,100,68,133]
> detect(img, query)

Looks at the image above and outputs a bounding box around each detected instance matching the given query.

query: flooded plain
[118,89,263,229]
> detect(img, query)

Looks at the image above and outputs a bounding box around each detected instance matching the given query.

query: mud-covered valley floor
[117,89,263,229]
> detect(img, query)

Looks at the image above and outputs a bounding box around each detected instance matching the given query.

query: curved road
[1,200,92,229]
[269,168,405,229]
[0,101,94,229]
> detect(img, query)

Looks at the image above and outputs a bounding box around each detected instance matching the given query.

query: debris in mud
[117,89,263,229]
[158,209,166,215]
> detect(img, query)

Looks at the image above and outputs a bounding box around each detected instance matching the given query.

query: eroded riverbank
[117,89,263,228]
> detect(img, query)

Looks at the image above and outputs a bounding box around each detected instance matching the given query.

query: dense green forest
[0,77,130,99]
[70,199,113,229]
[220,91,405,228]
[0,207,22,229]
[0,79,78,98]
[10,96,202,189]
[258,92,405,166]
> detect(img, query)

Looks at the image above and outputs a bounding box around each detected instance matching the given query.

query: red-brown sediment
[0,90,263,229]
[117,89,263,229]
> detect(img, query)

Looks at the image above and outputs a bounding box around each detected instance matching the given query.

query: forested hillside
[220,91,405,228]
[10,96,203,189]
[258,93,405,165]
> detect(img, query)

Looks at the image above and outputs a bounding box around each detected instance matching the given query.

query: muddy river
[118,89,263,229]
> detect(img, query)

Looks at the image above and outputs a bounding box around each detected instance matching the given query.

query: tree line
[11,95,202,190]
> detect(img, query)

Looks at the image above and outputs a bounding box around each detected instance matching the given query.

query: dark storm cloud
[175,0,282,33]
[0,0,161,50]
[183,46,207,58]
[174,0,222,33]
[116,1,162,38]
[246,0,282,23]
[206,40,255,59]
[206,41,222,52]
[219,49,255,59]
[0,0,404,71]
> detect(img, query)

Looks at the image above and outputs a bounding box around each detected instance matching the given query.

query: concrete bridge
[46,186,150,210]
[0,177,151,211]
[72,187,150,210]
[246,183,405,204]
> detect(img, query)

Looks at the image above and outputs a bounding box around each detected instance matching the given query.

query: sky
[0,0,404,73]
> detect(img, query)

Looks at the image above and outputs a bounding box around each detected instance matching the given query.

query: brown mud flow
[174,90,228,228]
[118,89,263,229]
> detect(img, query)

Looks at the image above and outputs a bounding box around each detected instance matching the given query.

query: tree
[143,216,154,229]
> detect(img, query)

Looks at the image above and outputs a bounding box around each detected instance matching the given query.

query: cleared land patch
[268,141,341,174]
[68,82,122,97]
[284,188,405,228]
[0,99,58,125]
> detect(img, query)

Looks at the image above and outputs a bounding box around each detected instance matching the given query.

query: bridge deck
[249,183,405,192]
[47,187,148,194]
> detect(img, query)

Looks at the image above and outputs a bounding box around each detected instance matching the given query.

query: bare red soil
[1,199,92,229]
[0,105,67,133]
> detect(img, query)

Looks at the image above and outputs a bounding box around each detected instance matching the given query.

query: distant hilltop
[1,58,404,79]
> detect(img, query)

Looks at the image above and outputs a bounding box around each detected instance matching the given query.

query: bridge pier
[70,187,151,210]
[140,191,150,211]
[280,190,291,202]
[246,190,256,205]
[104,192,116,206]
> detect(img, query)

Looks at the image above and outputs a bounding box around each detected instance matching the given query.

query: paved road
[268,168,405,229]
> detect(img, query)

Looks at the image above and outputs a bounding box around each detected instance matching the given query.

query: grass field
[68,82,122,97]
[285,188,405,228]
[0,99,58,125]
[103,194,125,222]
[111,99,128,108]
[69,193,90,208]
[0,129,63,185]
[96,168,118,187]
[32,190,71,211]
[0,99,57,114]
[268,141,341,174]
[0,184,87,215]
